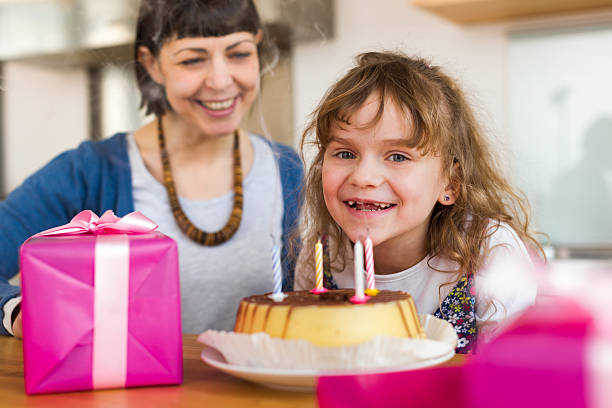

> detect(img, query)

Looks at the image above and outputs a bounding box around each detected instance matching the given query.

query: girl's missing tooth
[294,51,544,353]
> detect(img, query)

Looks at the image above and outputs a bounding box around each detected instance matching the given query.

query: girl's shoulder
[483,220,531,258]
[475,220,538,329]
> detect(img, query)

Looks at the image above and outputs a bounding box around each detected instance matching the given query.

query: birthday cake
[233,289,425,347]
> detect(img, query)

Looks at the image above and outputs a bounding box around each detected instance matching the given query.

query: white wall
[292,0,507,153]
[3,62,89,193]
[4,0,611,201]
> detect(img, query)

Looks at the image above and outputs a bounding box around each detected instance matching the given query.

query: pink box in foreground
[20,232,182,395]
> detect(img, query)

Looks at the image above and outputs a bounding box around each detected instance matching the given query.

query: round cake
[233,289,425,347]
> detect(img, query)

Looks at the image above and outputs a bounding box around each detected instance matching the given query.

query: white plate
[201,346,455,392]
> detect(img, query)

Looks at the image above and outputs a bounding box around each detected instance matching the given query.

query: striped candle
[315,239,323,288]
[271,244,282,294]
[311,238,327,294]
[364,235,379,296]
[364,236,375,289]
[268,243,287,302]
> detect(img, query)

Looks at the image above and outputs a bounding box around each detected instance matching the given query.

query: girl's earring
[443,195,451,202]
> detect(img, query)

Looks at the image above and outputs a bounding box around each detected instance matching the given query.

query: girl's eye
[387,153,409,162]
[335,151,355,160]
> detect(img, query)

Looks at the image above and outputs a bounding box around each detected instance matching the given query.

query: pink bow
[33,210,158,238]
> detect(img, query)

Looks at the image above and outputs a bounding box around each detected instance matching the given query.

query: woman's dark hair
[134,0,273,116]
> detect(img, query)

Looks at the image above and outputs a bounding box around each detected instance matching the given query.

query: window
[509,25,612,245]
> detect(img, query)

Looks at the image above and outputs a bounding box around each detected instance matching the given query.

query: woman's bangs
[169,1,260,40]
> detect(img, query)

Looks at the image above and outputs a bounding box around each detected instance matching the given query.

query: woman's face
[145,31,261,138]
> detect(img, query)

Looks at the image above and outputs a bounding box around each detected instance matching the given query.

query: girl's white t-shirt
[298,222,538,328]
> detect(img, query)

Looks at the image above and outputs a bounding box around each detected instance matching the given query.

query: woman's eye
[180,58,204,66]
[230,52,252,59]
[387,153,409,162]
[335,151,355,160]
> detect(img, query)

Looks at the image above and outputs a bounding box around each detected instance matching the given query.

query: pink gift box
[20,212,182,395]
[318,296,608,408]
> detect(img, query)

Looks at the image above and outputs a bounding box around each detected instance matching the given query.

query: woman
[0,0,303,337]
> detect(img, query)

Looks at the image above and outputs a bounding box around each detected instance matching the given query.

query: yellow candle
[311,238,327,294]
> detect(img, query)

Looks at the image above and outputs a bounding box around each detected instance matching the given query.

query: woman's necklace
[157,116,243,246]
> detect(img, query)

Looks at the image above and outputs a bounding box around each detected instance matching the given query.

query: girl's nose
[348,158,384,188]
[205,57,233,90]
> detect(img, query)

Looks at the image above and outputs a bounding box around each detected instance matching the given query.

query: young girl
[295,51,543,354]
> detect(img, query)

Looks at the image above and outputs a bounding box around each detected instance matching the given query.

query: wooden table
[0,335,465,407]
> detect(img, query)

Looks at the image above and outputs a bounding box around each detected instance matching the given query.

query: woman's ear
[137,46,164,85]
[255,29,263,44]
[438,161,461,206]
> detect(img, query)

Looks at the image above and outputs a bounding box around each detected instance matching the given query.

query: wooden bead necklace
[157,116,243,246]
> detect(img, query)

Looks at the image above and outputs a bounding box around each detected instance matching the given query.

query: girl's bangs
[319,85,442,157]
[389,87,447,157]
[317,80,386,148]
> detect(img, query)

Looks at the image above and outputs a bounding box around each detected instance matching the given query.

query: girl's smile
[322,94,454,268]
[343,199,396,216]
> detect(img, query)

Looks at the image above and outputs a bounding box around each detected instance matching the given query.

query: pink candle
[364,235,379,296]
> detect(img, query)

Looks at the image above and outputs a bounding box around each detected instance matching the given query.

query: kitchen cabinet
[412,0,612,24]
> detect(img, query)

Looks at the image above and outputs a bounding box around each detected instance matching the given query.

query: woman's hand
[12,311,22,339]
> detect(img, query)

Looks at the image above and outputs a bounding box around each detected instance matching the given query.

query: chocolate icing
[242,289,412,306]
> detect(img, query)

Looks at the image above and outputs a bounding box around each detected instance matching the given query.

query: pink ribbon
[31,210,158,389]
[93,234,130,389]
[31,210,158,238]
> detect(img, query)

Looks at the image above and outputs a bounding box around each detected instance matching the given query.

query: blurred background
[1,0,612,263]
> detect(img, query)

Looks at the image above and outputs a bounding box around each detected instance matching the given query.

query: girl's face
[322,96,451,252]
[142,31,261,138]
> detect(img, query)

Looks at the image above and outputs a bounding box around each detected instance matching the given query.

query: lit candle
[350,240,369,304]
[364,235,379,296]
[268,242,287,302]
[311,237,328,294]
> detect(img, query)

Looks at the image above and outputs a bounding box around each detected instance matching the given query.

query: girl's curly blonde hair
[295,51,544,290]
